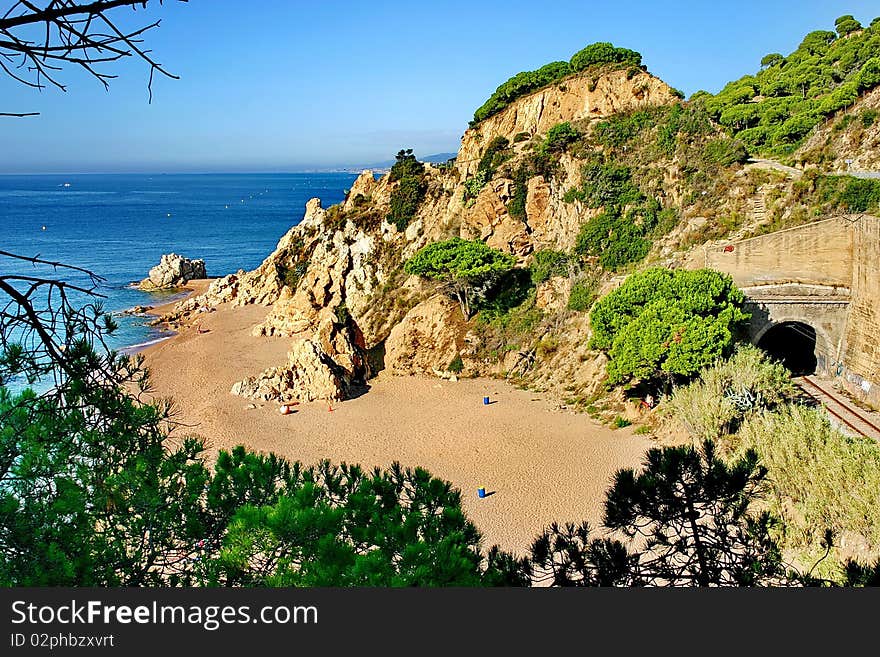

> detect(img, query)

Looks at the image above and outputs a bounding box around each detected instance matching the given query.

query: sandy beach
[141,283,653,553]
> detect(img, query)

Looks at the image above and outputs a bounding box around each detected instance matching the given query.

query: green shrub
[736,405,880,550]
[667,345,795,441]
[277,262,307,290]
[477,136,511,178]
[569,42,642,71]
[566,157,642,207]
[612,416,632,429]
[506,164,529,220]
[447,354,464,374]
[462,170,490,204]
[529,250,569,285]
[573,208,652,270]
[567,276,599,312]
[861,108,879,127]
[816,175,880,213]
[389,148,425,182]
[540,122,580,154]
[388,175,426,231]
[475,285,545,360]
[387,148,427,231]
[704,138,749,166]
[476,268,534,322]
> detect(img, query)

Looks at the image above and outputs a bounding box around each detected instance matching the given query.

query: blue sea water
[0,172,357,361]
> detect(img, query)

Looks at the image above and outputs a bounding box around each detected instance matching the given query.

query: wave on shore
[119,334,175,356]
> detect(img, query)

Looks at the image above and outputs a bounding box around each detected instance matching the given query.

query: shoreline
[119,279,213,356]
[138,291,654,553]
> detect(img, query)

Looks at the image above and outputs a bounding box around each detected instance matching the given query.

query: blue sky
[1,1,877,173]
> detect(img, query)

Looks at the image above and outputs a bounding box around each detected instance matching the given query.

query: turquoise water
[0,172,356,364]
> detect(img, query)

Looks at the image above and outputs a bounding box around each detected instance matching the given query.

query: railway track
[796,375,880,441]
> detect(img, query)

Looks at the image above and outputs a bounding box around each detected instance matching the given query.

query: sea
[0,173,357,387]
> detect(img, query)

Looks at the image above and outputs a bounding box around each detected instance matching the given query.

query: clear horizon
[1,1,877,173]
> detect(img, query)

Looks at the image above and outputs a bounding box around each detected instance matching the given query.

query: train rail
[796,375,880,441]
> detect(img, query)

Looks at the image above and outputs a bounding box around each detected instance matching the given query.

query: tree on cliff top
[404,238,516,320]
[590,268,748,386]
[569,42,642,72]
[387,149,427,231]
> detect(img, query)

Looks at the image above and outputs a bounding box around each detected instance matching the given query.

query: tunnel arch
[755,321,818,375]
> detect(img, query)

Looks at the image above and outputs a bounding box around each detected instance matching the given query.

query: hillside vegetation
[701,14,880,156]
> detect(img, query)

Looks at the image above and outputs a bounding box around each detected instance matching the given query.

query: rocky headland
[138,253,207,291]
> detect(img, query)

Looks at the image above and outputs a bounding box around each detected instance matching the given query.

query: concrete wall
[704,217,854,289]
[843,216,880,407]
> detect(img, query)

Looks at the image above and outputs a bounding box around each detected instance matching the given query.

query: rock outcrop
[343,170,378,211]
[231,339,348,403]
[138,254,206,290]
[535,276,572,311]
[232,313,370,403]
[385,295,464,375]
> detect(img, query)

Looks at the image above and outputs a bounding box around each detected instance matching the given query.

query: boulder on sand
[138,253,207,291]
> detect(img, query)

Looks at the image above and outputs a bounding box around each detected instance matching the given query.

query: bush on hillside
[567,276,599,312]
[388,175,426,231]
[389,148,425,182]
[736,405,880,551]
[574,209,652,270]
[666,345,795,441]
[529,249,570,285]
[815,174,880,213]
[477,136,511,178]
[540,122,580,154]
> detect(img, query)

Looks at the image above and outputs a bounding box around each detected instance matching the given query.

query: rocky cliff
[457,68,678,176]
[158,53,879,409]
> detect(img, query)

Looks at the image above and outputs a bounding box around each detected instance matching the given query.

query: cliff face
[457,69,678,176]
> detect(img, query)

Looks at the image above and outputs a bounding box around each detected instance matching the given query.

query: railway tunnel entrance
[756,321,818,375]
